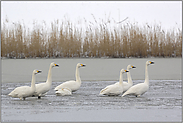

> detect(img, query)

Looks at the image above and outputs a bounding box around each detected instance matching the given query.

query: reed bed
[1,17,182,58]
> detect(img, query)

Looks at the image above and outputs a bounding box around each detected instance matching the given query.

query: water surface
[1,58,182,122]
[2,58,181,83]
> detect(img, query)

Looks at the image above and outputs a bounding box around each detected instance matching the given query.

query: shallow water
[1,58,182,122]
[1,80,182,122]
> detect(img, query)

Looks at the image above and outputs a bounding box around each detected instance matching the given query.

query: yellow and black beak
[37,70,42,73]
[125,70,129,72]
[55,64,59,67]
[150,61,154,64]
[81,64,86,67]
[132,65,136,68]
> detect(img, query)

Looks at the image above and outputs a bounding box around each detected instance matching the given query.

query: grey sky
[1,1,182,30]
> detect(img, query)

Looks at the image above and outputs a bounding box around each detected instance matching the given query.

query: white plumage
[122,60,154,97]
[8,70,41,100]
[55,63,85,96]
[33,62,59,99]
[99,69,129,96]
[115,64,136,92]
[55,88,72,96]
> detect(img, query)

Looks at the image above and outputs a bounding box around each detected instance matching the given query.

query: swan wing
[100,84,113,94]
[55,88,72,96]
[113,81,131,92]
[122,83,148,97]
[34,83,49,96]
[100,84,122,96]
[8,86,32,98]
[122,81,132,92]
[54,80,79,91]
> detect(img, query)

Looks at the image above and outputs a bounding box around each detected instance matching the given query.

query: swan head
[127,64,136,70]
[50,62,59,67]
[77,63,86,68]
[146,61,154,66]
[33,69,42,74]
[120,69,129,73]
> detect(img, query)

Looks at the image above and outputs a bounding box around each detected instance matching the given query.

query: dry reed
[1,16,182,58]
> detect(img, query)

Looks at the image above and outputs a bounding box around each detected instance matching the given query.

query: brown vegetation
[1,17,182,58]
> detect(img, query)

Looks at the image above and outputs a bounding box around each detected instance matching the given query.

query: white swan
[115,65,136,92]
[33,62,59,99]
[122,60,154,97]
[54,63,85,96]
[99,69,129,96]
[55,88,72,96]
[8,70,41,100]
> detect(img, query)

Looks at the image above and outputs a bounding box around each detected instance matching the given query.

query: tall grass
[1,17,182,58]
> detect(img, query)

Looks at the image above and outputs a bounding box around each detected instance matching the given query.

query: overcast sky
[1,1,182,30]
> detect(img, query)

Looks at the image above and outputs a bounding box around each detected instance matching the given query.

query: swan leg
[23,97,26,100]
[38,96,41,99]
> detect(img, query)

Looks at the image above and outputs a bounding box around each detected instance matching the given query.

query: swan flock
[8,60,154,100]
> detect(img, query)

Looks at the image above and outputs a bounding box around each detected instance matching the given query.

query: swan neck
[145,64,149,85]
[127,68,132,84]
[46,65,52,85]
[76,66,81,83]
[119,72,123,86]
[31,73,36,90]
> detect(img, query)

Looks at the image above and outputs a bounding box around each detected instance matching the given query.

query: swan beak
[150,61,154,64]
[37,70,42,73]
[81,64,86,67]
[55,64,59,67]
[125,70,129,72]
[132,66,136,68]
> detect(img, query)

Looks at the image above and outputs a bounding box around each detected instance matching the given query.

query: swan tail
[54,85,61,91]
[8,93,13,97]
[99,88,108,95]
[8,91,17,97]
[122,91,130,97]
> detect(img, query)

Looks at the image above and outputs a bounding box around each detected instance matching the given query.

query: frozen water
[1,58,182,122]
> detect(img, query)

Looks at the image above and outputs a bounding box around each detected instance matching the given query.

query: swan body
[122,61,154,97]
[99,69,129,96]
[55,88,72,96]
[34,83,50,97]
[115,65,136,92]
[55,80,80,92]
[8,70,41,100]
[33,62,59,98]
[54,63,85,96]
